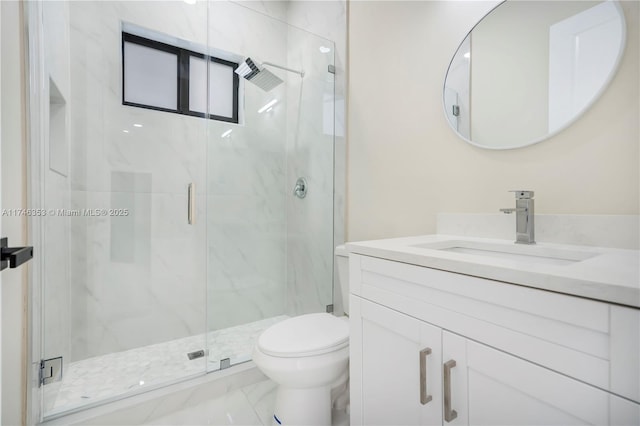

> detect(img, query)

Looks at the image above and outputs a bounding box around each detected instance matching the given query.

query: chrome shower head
[235,57,284,92]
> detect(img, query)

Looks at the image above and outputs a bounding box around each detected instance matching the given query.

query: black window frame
[122,32,239,124]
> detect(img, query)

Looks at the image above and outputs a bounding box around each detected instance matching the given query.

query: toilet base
[272,385,331,426]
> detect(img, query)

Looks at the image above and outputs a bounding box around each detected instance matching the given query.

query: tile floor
[147,379,350,426]
[147,379,278,425]
[44,316,288,417]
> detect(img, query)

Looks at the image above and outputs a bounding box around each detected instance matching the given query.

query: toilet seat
[257,313,349,358]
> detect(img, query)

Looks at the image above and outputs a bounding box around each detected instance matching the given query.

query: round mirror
[443,1,626,149]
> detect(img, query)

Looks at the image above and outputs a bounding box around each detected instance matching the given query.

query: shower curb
[40,363,265,425]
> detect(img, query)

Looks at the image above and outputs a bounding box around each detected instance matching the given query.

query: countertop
[346,234,640,308]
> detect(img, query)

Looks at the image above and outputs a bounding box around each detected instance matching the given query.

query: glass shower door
[29,0,210,418]
[205,1,336,371]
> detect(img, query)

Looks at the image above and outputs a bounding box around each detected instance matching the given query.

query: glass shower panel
[36,1,209,417]
[205,1,335,370]
[284,26,336,321]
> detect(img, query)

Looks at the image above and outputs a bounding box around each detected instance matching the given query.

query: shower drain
[187,349,205,360]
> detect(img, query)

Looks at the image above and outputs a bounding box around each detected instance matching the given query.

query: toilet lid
[257,313,349,358]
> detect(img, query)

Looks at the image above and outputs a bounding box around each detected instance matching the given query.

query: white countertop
[346,234,640,308]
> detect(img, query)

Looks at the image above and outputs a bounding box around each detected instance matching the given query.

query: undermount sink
[412,240,599,266]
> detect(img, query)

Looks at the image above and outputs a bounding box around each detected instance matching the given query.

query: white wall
[0,0,4,416]
[347,0,639,242]
[1,2,3,420]
[1,1,27,424]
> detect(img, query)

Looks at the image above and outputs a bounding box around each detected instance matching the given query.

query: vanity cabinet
[351,298,443,425]
[349,253,640,426]
[443,331,640,426]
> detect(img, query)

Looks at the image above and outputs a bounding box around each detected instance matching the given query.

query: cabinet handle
[188,183,195,225]
[419,347,432,405]
[444,359,458,422]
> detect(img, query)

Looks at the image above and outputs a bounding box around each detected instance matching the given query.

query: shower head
[235,57,284,92]
[235,57,305,92]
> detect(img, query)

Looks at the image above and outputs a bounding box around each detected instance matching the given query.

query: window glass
[189,56,208,114]
[209,61,235,119]
[123,41,178,110]
[189,57,235,119]
[123,33,238,123]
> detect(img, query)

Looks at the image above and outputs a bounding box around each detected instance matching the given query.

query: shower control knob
[293,177,308,199]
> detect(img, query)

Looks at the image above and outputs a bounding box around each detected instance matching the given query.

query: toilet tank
[335,245,349,315]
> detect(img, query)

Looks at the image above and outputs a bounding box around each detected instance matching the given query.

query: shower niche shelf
[49,77,68,177]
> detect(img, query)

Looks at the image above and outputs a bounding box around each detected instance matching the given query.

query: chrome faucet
[500,190,535,244]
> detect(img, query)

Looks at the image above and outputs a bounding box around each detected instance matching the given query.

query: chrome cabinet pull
[188,183,195,225]
[444,359,458,422]
[420,347,432,404]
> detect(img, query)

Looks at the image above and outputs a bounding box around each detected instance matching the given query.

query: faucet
[500,190,535,244]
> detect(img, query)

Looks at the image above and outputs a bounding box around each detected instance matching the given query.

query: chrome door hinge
[39,356,63,386]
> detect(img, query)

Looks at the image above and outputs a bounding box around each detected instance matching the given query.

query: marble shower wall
[206,1,289,331]
[59,0,345,362]
[205,1,346,326]
[285,1,347,316]
[283,29,336,316]
[67,1,209,361]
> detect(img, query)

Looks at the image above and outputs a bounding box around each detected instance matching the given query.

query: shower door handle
[188,183,195,225]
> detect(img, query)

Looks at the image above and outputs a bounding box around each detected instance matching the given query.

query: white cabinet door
[351,296,442,426]
[610,305,640,402]
[443,331,630,426]
[609,394,640,426]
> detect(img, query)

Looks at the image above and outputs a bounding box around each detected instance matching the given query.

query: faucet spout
[500,191,535,244]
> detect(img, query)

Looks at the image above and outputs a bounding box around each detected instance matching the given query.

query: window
[122,33,239,123]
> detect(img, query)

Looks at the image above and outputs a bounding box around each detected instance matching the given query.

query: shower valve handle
[293,177,308,199]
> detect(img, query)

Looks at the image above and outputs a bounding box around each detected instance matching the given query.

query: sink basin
[412,240,598,266]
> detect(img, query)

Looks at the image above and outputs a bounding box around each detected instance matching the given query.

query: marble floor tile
[241,380,279,426]
[146,378,349,426]
[44,316,288,417]
[147,386,263,426]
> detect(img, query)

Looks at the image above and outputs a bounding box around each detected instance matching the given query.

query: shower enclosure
[26,0,337,420]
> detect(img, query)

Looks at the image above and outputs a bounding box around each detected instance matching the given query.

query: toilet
[252,245,350,426]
